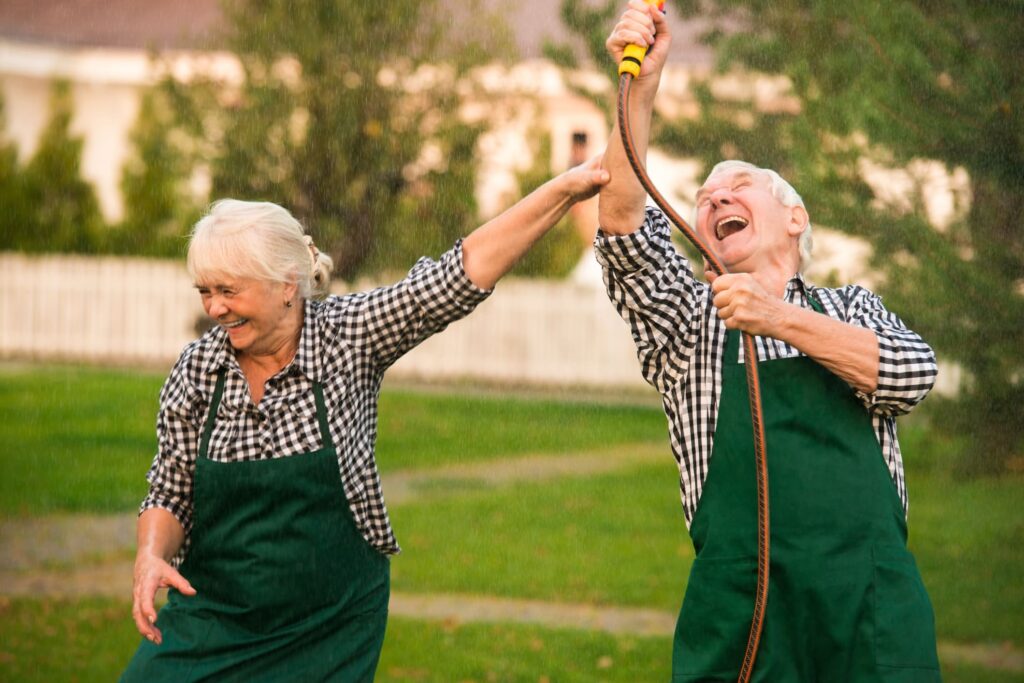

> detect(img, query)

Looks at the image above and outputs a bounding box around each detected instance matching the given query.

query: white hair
[703,160,814,272]
[187,199,334,300]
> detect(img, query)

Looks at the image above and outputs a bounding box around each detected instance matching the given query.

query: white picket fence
[0,252,651,390]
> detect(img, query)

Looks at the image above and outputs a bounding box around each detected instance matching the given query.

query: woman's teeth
[223,318,249,329]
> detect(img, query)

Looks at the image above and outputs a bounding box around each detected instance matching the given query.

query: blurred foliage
[562,0,1024,474]
[153,0,522,280]
[1,1,590,280]
[107,87,203,257]
[0,96,33,248]
[512,132,587,278]
[0,82,103,254]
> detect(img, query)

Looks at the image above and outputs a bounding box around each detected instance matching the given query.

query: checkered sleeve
[331,239,492,370]
[841,285,938,416]
[593,206,703,391]
[138,353,203,534]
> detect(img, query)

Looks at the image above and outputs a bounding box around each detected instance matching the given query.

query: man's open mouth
[715,216,749,240]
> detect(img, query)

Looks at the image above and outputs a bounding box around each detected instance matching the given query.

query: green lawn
[390,462,690,612]
[0,599,1018,683]
[387,462,1024,645]
[1,363,1022,680]
[0,364,665,515]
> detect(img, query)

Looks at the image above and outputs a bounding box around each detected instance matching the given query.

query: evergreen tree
[511,132,587,279]
[114,88,200,257]
[0,95,31,251]
[21,81,104,253]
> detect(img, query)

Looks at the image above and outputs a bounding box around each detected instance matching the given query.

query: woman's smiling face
[695,169,802,274]
[196,277,295,356]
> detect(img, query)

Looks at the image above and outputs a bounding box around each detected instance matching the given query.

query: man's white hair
[703,160,813,272]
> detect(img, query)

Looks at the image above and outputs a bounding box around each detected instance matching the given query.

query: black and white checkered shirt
[595,207,937,525]
[141,241,491,556]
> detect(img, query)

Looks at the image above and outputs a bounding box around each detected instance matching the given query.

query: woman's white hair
[187,199,334,300]
[703,160,814,272]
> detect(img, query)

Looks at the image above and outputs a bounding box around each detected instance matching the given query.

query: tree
[19,81,104,253]
[565,0,1024,472]
[0,95,31,251]
[511,131,587,278]
[169,0,513,280]
[112,87,202,257]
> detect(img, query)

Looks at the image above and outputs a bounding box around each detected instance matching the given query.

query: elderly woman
[120,159,608,681]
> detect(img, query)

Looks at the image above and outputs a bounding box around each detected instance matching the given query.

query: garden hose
[616,6,769,681]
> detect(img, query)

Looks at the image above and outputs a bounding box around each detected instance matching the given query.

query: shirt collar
[785,272,811,300]
[195,298,323,383]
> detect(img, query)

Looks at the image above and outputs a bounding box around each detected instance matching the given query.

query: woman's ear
[283,280,300,306]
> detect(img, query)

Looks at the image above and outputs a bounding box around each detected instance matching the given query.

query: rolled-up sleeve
[139,360,201,533]
[329,240,492,369]
[844,286,938,415]
[594,206,702,390]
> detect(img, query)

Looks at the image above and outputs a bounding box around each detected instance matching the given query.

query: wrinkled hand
[605,0,671,80]
[708,271,787,337]
[132,551,196,644]
[562,154,610,203]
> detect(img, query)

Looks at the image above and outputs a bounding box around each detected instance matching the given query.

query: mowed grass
[1,364,1022,680]
[390,462,691,612]
[0,599,1018,683]
[387,460,1024,645]
[0,363,665,516]
[0,597,674,682]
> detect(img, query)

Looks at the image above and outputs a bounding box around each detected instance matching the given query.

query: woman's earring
[285,300,293,308]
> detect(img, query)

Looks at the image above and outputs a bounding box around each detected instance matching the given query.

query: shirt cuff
[437,239,493,312]
[139,497,192,535]
[593,206,673,274]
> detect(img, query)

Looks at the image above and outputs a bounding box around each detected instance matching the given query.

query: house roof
[0,0,713,65]
[0,0,222,50]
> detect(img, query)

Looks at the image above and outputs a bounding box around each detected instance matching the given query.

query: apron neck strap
[722,288,824,364]
[312,382,335,451]
[199,369,228,460]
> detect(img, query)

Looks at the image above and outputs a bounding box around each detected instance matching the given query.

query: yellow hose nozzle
[617,0,666,77]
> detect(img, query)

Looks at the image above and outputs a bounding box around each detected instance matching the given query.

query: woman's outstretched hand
[561,154,610,203]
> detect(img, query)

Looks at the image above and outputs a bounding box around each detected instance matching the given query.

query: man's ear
[788,205,809,237]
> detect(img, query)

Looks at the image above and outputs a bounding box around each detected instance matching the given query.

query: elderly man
[597,3,942,681]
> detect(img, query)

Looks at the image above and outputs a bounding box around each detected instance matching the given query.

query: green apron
[122,370,390,682]
[672,313,941,682]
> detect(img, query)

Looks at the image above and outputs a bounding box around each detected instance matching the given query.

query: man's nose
[710,191,733,209]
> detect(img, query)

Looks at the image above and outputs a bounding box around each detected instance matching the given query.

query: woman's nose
[206,296,227,318]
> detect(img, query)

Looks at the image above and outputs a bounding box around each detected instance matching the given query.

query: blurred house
[0,1,966,394]
[0,0,717,232]
[0,1,968,286]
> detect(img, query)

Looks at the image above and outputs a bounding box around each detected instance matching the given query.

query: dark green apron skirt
[672,320,941,682]
[122,372,389,682]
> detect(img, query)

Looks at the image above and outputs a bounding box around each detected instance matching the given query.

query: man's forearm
[598,86,657,235]
[776,304,880,394]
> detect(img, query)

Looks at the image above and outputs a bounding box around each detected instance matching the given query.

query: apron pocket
[673,556,757,679]
[872,545,940,672]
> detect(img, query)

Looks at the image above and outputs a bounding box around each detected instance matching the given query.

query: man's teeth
[223,319,248,329]
[715,216,749,240]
